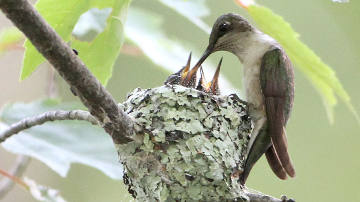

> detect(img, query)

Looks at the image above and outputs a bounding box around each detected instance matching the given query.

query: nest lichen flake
[117,81,252,201]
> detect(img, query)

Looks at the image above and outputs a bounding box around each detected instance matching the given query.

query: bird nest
[117,83,252,201]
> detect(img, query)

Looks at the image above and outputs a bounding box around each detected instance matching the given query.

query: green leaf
[21,0,131,85]
[0,27,23,55]
[247,5,359,123]
[125,8,236,94]
[72,8,112,41]
[72,1,131,85]
[0,100,123,180]
[22,0,92,80]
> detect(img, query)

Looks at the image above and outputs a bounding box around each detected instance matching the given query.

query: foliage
[0,27,23,55]
[21,0,131,85]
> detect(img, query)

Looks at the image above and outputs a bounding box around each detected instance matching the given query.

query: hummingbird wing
[260,47,295,177]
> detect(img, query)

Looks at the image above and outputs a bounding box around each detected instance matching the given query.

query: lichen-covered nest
[117,85,252,201]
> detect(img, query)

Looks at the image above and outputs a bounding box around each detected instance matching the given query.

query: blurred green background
[1,0,360,201]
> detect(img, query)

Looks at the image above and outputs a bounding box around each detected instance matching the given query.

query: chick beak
[205,57,222,95]
[180,51,192,81]
[196,66,207,91]
[164,52,192,85]
[181,47,212,87]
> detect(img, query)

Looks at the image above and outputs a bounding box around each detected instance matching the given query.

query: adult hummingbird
[183,13,295,184]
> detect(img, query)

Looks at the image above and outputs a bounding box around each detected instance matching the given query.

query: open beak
[164,52,192,85]
[205,57,222,95]
[181,46,213,86]
[180,52,192,79]
[196,66,207,91]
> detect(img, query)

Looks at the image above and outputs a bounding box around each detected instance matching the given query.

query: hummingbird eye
[219,22,230,32]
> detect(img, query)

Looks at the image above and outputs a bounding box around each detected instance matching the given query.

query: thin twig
[245,188,295,202]
[0,0,134,144]
[0,155,30,199]
[0,110,98,143]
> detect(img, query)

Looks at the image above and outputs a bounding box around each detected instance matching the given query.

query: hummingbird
[183,13,295,184]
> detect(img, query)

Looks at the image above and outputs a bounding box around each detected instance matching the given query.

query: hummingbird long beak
[205,57,222,95]
[181,46,213,86]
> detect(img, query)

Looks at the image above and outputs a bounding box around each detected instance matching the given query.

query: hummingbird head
[184,14,254,81]
[208,13,254,54]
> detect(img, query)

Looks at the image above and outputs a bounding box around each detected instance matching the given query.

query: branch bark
[244,188,294,202]
[0,0,134,144]
[0,110,98,143]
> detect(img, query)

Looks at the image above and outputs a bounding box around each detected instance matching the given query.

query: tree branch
[0,110,98,143]
[244,188,295,202]
[0,0,134,144]
[0,155,30,199]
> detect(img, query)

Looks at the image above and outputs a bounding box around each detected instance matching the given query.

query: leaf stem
[234,0,255,9]
[0,157,30,194]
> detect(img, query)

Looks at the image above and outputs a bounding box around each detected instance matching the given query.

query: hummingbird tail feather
[280,128,296,177]
[265,146,287,180]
